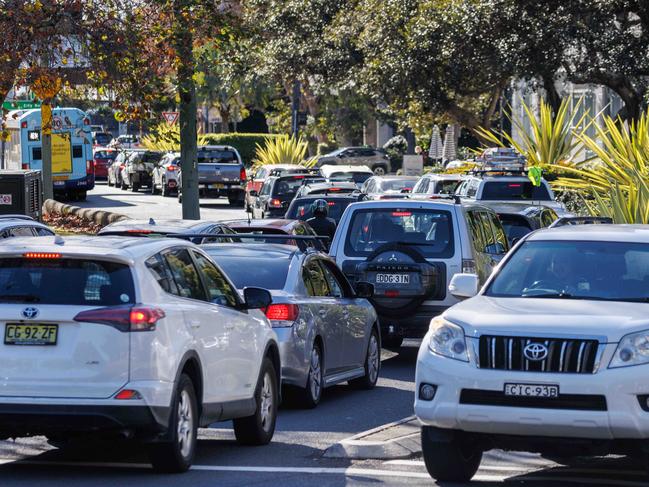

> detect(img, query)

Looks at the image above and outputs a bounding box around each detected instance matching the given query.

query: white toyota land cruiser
[415,224,649,482]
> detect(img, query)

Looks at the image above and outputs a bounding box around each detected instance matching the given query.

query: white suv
[0,236,281,473]
[415,224,649,482]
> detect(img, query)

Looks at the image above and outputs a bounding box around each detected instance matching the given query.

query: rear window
[207,256,290,290]
[345,208,454,258]
[480,181,551,201]
[272,176,306,197]
[435,180,461,195]
[0,258,135,306]
[197,149,238,164]
[94,133,113,145]
[94,151,116,160]
[329,172,372,185]
[380,179,417,192]
[286,198,354,223]
[498,215,533,244]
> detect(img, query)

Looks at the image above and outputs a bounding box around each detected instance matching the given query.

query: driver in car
[529,252,591,296]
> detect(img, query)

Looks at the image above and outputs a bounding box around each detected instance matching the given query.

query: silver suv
[317,147,391,175]
[329,199,509,348]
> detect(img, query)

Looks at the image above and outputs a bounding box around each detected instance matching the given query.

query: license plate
[376,273,410,284]
[208,183,225,189]
[4,323,58,346]
[504,383,559,398]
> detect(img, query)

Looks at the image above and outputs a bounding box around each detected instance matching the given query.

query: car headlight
[609,330,649,368]
[428,317,468,362]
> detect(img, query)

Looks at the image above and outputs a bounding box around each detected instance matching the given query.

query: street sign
[162,111,180,125]
[2,100,41,111]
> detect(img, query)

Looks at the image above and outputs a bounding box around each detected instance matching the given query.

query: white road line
[512,476,649,487]
[385,460,540,472]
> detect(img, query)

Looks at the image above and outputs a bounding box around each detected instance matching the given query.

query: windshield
[197,149,238,163]
[0,258,135,305]
[380,179,417,192]
[272,176,306,197]
[208,256,290,290]
[486,240,649,301]
[345,208,454,258]
[330,172,372,185]
[480,181,552,201]
[94,133,113,145]
[286,198,355,223]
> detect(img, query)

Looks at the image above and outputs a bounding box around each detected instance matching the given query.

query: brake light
[240,167,247,181]
[385,290,400,297]
[24,252,61,259]
[508,184,522,188]
[293,175,305,179]
[264,303,299,323]
[270,198,282,208]
[429,195,442,199]
[73,305,165,332]
[21,122,27,129]
[115,389,142,400]
[328,201,335,206]
[167,165,177,172]
[21,163,29,170]
[392,211,411,217]
[126,229,153,234]
[328,187,341,192]
[403,187,412,192]
[83,118,90,125]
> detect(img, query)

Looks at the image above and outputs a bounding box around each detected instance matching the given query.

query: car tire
[233,357,278,446]
[372,164,387,176]
[421,427,482,482]
[120,178,128,190]
[228,194,239,206]
[77,190,87,202]
[381,336,403,350]
[131,182,140,192]
[349,329,380,390]
[148,374,198,473]
[295,343,323,409]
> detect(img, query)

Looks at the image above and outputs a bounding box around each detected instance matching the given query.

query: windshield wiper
[0,294,41,302]
[523,291,575,299]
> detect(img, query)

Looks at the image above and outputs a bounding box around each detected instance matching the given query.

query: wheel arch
[264,340,282,396]
[175,351,204,416]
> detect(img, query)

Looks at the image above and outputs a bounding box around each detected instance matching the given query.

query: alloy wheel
[309,347,322,401]
[177,389,194,458]
[259,372,274,433]
[367,334,380,384]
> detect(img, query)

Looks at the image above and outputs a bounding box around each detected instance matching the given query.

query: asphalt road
[77,181,249,221]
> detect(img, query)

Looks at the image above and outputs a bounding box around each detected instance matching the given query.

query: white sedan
[152,152,180,196]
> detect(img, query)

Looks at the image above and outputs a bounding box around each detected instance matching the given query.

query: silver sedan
[201,243,380,408]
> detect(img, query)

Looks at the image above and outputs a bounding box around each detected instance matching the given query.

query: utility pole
[291,80,300,137]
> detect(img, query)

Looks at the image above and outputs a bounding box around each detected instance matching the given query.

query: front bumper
[415,336,649,440]
[379,305,447,339]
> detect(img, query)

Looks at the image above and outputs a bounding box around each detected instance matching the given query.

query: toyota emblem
[21,307,39,319]
[523,343,548,361]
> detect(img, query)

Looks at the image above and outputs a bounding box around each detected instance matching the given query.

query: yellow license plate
[4,323,58,345]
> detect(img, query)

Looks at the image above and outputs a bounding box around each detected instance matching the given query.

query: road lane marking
[385,459,543,472]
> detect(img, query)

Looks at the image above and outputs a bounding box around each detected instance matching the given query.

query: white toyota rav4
[0,236,281,473]
[416,225,649,482]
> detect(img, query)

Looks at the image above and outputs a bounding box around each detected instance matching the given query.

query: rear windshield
[380,180,417,192]
[309,186,357,195]
[286,198,355,223]
[329,172,372,185]
[480,181,552,201]
[272,176,307,197]
[94,133,112,145]
[0,258,135,306]
[197,149,238,164]
[345,208,454,258]
[498,215,533,244]
[435,180,461,195]
[94,151,116,160]
[207,256,290,290]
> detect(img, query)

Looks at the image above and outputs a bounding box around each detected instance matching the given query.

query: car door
[302,258,345,374]
[191,250,259,401]
[163,247,234,403]
[319,260,368,370]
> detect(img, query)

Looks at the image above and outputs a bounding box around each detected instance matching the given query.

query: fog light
[419,383,437,401]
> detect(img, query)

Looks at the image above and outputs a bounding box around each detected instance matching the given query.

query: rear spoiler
[549,216,613,228]
[169,233,330,252]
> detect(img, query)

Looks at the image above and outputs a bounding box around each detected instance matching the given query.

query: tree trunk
[220,102,231,133]
[174,0,200,220]
[542,74,562,113]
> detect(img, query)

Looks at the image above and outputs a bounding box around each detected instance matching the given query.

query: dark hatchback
[251,174,308,218]
[482,202,558,245]
[285,195,360,224]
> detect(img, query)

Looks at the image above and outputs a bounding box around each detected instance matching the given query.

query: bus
[3,107,95,200]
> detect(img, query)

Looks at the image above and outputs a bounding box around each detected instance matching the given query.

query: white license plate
[376,273,410,284]
[504,383,559,398]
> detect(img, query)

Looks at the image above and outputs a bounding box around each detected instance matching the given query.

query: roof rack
[169,233,330,252]
[0,214,35,221]
[549,216,613,228]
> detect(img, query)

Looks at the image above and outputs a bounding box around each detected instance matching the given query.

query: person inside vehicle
[307,199,337,245]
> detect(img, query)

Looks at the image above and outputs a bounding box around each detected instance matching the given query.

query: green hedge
[201,133,284,167]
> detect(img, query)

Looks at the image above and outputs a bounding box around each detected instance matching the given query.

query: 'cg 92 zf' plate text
[5,324,58,346]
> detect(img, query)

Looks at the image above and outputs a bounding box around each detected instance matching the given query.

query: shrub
[201,133,284,167]
[253,135,310,168]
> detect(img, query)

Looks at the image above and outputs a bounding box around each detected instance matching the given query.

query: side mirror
[449,274,479,299]
[249,190,258,197]
[355,281,374,298]
[243,287,272,310]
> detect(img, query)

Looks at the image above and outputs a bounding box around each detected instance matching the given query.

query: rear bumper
[264,207,288,217]
[198,184,243,197]
[379,305,447,339]
[0,403,169,438]
[53,176,94,192]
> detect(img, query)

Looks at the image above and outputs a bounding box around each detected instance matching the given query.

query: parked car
[121,150,164,192]
[361,176,419,200]
[330,200,509,348]
[415,224,649,481]
[251,174,309,219]
[152,152,180,196]
[295,181,361,198]
[98,218,239,244]
[0,215,54,238]
[319,165,374,187]
[92,147,117,181]
[285,195,361,224]
[482,202,558,245]
[410,174,465,200]
[245,165,310,212]
[202,242,379,408]
[455,173,568,216]
[317,147,391,175]
[0,236,280,472]
[109,134,140,149]
[107,149,144,188]
[177,145,246,206]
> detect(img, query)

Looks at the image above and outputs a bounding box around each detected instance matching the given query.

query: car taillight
[24,252,61,259]
[264,304,299,327]
[73,305,165,332]
[270,198,282,208]
[462,259,476,274]
[86,160,94,174]
[240,167,247,181]
[21,163,29,170]
[168,165,177,171]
